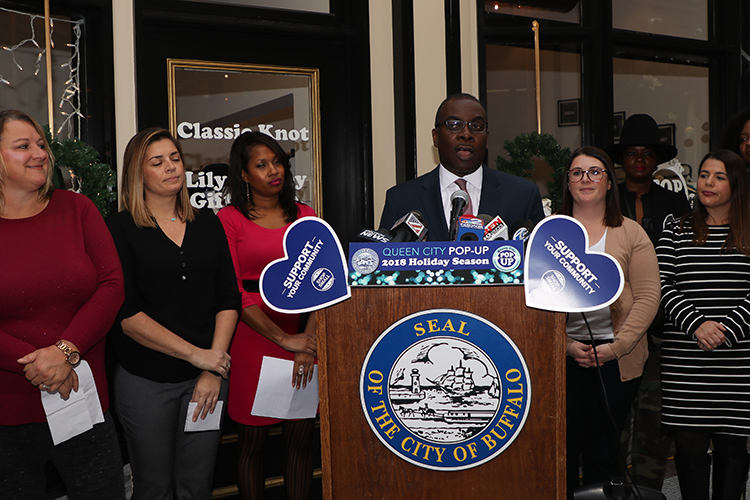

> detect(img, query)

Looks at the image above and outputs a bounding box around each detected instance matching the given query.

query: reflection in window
[179,0,329,13]
[486,44,580,196]
[484,1,579,24]
[0,8,78,138]
[612,0,707,40]
[613,57,709,180]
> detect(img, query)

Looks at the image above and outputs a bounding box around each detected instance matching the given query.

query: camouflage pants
[623,335,674,490]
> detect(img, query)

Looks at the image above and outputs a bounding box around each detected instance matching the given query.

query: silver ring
[40,383,50,390]
[298,366,304,375]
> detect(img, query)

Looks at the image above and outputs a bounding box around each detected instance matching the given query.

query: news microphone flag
[456,215,484,241]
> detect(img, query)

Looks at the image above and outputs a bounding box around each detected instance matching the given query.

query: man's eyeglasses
[436,120,488,134]
[567,168,607,183]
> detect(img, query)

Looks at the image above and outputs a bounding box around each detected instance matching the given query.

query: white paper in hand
[41,361,104,445]
[184,401,224,432]
[251,356,319,420]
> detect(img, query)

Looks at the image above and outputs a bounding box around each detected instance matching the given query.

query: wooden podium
[317,285,566,499]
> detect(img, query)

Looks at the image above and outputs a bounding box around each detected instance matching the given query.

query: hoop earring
[246,181,250,201]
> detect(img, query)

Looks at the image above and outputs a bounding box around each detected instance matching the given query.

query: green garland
[495,132,571,212]
[44,127,117,218]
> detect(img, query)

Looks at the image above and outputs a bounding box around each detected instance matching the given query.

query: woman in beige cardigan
[559,146,661,498]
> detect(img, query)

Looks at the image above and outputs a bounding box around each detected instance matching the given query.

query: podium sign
[318,285,565,499]
[360,309,531,471]
[348,241,525,286]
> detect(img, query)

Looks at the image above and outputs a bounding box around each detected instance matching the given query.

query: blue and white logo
[360,309,531,471]
[525,215,623,312]
[492,245,521,273]
[351,247,380,275]
[260,217,350,313]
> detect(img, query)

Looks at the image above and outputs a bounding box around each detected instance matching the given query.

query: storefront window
[484,1,579,23]
[0,8,77,138]
[180,0,329,13]
[613,57,708,183]
[612,0,708,40]
[486,44,581,196]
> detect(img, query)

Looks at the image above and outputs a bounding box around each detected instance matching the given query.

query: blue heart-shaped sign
[260,217,351,313]
[524,215,623,312]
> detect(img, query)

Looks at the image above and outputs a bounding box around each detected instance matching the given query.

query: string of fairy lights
[0,6,83,137]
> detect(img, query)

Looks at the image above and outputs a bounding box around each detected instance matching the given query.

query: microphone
[510,219,535,243]
[477,214,493,227]
[448,190,470,241]
[357,228,392,243]
[481,214,509,241]
[390,211,428,242]
[456,215,484,241]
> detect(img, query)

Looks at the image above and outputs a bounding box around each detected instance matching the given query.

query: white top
[566,229,615,341]
[439,165,482,227]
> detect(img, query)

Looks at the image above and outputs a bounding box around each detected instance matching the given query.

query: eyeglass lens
[442,120,487,133]
[568,169,605,182]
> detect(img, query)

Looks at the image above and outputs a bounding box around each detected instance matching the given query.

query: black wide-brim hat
[604,113,678,165]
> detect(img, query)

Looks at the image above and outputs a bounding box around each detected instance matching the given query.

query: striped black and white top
[657,219,750,435]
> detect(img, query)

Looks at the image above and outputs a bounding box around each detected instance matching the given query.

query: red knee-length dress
[218,203,316,426]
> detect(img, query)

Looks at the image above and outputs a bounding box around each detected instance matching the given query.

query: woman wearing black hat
[605,114,692,247]
[604,113,692,491]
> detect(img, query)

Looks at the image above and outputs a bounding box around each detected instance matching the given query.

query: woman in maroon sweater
[0,110,125,499]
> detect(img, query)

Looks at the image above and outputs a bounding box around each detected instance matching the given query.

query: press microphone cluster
[357,211,428,243]
[454,213,509,241]
[358,210,534,243]
[457,214,534,243]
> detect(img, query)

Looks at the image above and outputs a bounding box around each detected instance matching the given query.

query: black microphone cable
[580,312,647,500]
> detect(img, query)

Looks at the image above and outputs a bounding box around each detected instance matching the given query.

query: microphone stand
[580,312,646,500]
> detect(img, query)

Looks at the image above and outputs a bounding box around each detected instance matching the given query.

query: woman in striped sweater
[658,149,750,500]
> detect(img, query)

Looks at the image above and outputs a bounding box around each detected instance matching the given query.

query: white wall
[369,0,479,222]
[369,1,397,226]
[112,0,138,202]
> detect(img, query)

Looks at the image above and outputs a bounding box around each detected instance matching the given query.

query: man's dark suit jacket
[379,165,545,241]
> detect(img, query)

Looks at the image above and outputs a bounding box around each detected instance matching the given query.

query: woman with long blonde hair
[108,128,240,499]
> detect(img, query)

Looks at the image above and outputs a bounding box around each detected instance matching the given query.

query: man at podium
[379,93,545,241]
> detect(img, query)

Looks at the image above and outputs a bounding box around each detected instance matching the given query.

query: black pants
[0,410,125,500]
[567,355,640,498]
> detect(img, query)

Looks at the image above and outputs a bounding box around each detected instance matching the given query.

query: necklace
[153,214,177,222]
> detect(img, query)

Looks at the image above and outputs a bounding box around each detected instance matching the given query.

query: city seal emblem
[360,309,531,471]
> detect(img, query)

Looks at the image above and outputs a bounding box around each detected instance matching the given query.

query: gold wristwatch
[55,340,81,366]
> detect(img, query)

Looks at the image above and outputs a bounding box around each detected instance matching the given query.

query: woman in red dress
[218,131,317,500]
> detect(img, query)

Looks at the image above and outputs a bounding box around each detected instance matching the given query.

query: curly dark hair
[719,107,750,162]
[224,131,298,222]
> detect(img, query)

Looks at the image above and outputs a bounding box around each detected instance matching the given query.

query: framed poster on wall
[557,99,580,127]
[167,59,322,215]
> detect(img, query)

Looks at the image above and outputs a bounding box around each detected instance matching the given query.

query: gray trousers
[114,365,228,500]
